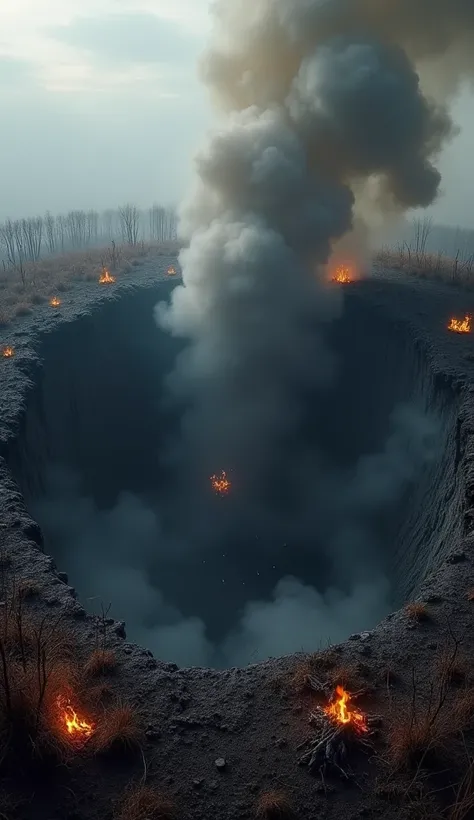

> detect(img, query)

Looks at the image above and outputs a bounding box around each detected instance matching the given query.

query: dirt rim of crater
[1,260,474,820]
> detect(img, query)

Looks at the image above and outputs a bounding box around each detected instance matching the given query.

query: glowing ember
[448,314,471,333]
[332,265,353,284]
[167,265,177,276]
[99,269,116,284]
[324,686,368,734]
[210,470,231,496]
[2,346,14,358]
[56,694,94,741]
[50,297,61,308]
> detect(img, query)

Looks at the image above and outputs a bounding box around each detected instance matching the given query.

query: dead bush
[93,703,143,756]
[84,649,117,678]
[405,602,429,622]
[115,784,176,820]
[255,790,293,819]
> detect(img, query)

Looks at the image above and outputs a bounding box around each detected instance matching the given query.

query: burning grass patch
[84,648,117,678]
[115,784,176,820]
[92,703,143,757]
[255,790,293,819]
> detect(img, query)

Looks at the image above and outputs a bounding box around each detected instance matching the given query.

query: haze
[0,0,473,228]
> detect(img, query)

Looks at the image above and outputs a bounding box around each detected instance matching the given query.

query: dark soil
[1,260,474,820]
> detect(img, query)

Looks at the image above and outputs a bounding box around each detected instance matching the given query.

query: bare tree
[119,203,140,246]
[0,219,27,285]
[44,212,56,254]
[22,216,43,262]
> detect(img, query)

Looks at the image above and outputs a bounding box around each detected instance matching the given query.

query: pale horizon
[0,0,473,230]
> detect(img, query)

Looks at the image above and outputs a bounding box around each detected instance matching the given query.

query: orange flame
[448,314,471,334]
[99,269,116,284]
[167,265,177,276]
[324,686,368,733]
[50,296,61,308]
[56,694,94,741]
[332,265,354,284]
[210,470,231,496]
[2,346,14,358]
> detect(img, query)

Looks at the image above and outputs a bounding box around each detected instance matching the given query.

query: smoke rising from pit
[33,402,440,666]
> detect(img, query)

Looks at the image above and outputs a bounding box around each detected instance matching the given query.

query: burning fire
[50,296,61,308]
[448,314,471,334]
[167,265,177,276]
[56,694,94,741]
[210,470,231,496]
[2,346,14,358]
[99,269,116,284]
[324,686,368,734]
[332,264,354,284]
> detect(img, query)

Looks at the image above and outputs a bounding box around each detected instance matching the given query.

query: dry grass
[405,602,429,622]
[0,240,179,327]
[435,647,468,686]
[115,784,176,820]
[84,648,117,678]
[387,709,453,770]
[375,246,474,287]
[92,703,143,756]
[0,598,83,769]
[466,588,474,602]
[255,790,293,819]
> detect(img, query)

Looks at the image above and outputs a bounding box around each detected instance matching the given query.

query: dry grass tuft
[115,784,176,820]
[255,790,293,819]
[436,647,468,686]
[88,682,115,706]
[452,688,474,726]
[17,580,40,600]
[405,602,429,622]
[93,703,143,756]
[466,588,474,602]
[387,708,452,770]
[84,648,117,678]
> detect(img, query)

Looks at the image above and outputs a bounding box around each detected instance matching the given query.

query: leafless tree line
[0,203,178,277]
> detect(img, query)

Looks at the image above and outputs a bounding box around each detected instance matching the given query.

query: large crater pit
[3,278,464,668]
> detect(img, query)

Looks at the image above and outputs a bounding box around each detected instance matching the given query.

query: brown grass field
[0,240,180,328]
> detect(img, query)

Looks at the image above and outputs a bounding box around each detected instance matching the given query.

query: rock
[145,725,161,740]
[215,757,227,771]
[57,571,68,583]
[446,551,467,564]
[275,738,287,748]
[113,621,126,638]
[425,593,443,604]
[123,646,133,655]
[193,779,204,789]
[360,631,372,641]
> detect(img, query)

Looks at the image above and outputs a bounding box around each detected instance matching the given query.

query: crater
[1,274,465,667]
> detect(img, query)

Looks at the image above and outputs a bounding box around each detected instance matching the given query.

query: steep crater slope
[1,276,464,665]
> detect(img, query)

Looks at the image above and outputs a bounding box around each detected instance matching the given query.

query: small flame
[99,269,116,284]
[448,314,471,333]
[2,346,14,358]
[332,265,354,284]
[210,470,231,496]
[324,686,368,733]
[56,694,94,741]
[167,265,177,276]
[50,297,61,308]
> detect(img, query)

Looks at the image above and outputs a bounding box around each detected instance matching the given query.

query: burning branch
[56,694,95,743]
[1,346,14,358]
[332,264,354,284]
[210,470,231,496]
[299,685,380,779]
[49,296,61,308]
[99,268,116,284]
[448,314,471,333]
[167,265,177,276]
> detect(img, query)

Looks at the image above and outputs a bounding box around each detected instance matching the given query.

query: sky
[0,0,473,228]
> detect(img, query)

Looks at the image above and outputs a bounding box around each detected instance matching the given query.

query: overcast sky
[0,0,473,228]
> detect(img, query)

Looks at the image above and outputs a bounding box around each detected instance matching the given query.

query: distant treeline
[0,204,178,269]
[386,217,474,265]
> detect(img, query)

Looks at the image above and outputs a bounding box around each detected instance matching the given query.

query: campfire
[298,681,380,779]
[210,470,231,496]
[332,264,354,284]
[2,346,14,358]
[56,694,94,743]
[99,269,116,284]
[167,265,177,276]
[448,314,471,333]
[50,296,61,308]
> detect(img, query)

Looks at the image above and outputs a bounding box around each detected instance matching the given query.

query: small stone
[275,738,287,748]
[114,621,126,638]
[359,631,372,641]
[349,633,361,641]
[123,646,133,655]
[446,552,467,565]
[57,571,68,583]
[215,757,226,771]
[425,593,443,604]
[427,642,438,650]
[193,779,204,789]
